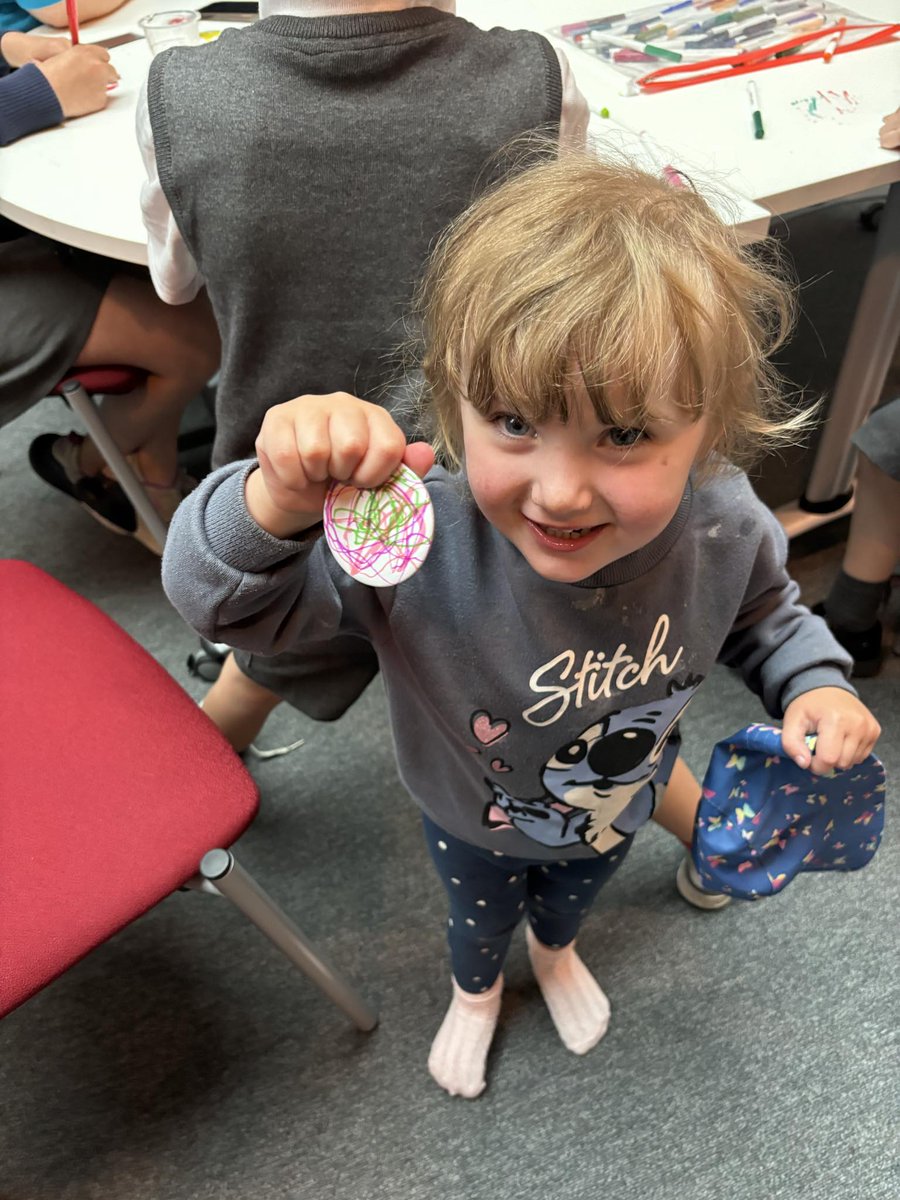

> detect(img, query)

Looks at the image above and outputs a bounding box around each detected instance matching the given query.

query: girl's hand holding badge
[246,392,435,584]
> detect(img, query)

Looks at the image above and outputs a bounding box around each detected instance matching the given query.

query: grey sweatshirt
[163,462,855,862]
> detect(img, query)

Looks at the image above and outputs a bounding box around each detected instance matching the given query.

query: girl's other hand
[781,687,881,774]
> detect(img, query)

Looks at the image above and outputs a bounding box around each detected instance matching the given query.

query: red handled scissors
[637,22,899,92]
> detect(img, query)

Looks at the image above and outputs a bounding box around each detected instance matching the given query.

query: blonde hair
[417,147,811,472]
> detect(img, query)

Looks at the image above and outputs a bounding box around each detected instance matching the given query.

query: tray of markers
[550,1,892,89]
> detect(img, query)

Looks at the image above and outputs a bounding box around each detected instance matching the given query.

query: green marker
[747,80,765,140]
[644,42,683,61]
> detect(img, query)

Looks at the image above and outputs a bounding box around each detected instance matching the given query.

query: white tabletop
[0,36,152,262]
[513,0,900,214]
[0,1,224,263]
[0,0,896,262]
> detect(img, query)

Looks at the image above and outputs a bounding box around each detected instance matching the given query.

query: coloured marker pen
[635,23,669,41]
[637,131,687,187]
[735,16,778,38]
[822,17,846,61]
[643,41,685,60]
[788,15,825,33]
[685,30,735,45]
[666,20,703,36]
[612,47,656,62]
[687,19,744,39]
[747,80,765,139]
[590,31,711,60]
[561,15,626,37]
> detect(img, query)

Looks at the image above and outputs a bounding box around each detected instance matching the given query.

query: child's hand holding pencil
[35,43,119,117]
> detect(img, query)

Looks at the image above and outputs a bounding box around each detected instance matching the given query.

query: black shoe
[187,638,230,682]
[29,433,137,536]
[812,602,883,678]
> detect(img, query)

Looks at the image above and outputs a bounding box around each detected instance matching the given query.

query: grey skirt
[0,233,112,428]
[853,396,900,483]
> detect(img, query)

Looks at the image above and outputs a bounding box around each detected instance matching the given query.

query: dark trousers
[422,814,632,994]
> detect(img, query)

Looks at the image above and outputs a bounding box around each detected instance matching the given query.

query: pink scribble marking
[324,464,434,587]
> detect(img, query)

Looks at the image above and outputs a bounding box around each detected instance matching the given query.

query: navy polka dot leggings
[422,814,633,995]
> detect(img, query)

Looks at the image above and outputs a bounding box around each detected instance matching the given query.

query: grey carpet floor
[0,198,898,1200]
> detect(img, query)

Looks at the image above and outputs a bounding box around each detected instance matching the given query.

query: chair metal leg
[62,379,171,552]
[200,849,378,1032]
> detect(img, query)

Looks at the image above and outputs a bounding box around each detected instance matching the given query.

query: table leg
[801,180,900,509]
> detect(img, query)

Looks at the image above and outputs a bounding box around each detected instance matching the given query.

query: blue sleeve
[0,5,41,34]
[0,60,63,145]
[11,0,60,11]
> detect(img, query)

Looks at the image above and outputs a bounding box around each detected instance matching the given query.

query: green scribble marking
[339,488,416,549]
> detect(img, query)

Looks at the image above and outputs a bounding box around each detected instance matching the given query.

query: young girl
[162,153,881,1099]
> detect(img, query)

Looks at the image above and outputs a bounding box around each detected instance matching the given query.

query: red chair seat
[0,559,259,1017]
[54,367,148,397]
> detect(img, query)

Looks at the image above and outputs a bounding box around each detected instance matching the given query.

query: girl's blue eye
[496,413,533,438]
[608,427,645,448]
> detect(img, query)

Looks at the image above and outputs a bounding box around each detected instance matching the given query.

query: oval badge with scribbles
[323,463,434,587]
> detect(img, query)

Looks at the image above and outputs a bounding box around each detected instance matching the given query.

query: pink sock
[526,924,610,1055]
[428,974,503,1099]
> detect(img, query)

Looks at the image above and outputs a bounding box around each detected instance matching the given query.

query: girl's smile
[525,518,608,554]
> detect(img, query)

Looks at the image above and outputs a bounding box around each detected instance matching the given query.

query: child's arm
[162,392,433,653]
[716,500,881,775]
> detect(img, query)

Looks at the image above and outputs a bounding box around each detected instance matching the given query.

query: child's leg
[819,449,900,663]
[199,651,282,753]
[839,450,900,590]
[654,756,732,910]
[422,817,527,1098]
[73,275,219,485]
[199,639,380,753]
[651,754,701,846]
[525,843,631,1054]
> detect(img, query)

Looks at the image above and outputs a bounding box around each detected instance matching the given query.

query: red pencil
[65,0,80,45]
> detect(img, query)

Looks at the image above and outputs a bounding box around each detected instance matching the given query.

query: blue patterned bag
[692,723,886,900]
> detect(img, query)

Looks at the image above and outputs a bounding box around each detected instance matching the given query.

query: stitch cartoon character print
[481,679,702,854]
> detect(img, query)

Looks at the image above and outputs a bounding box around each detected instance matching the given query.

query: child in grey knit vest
[162,153,881,1098]
[138,0,588,760]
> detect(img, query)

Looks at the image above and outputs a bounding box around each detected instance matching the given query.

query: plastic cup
[139,10,202,55]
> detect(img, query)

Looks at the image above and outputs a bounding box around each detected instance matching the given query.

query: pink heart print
[471,710,509,746]
[490,758,512,773]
